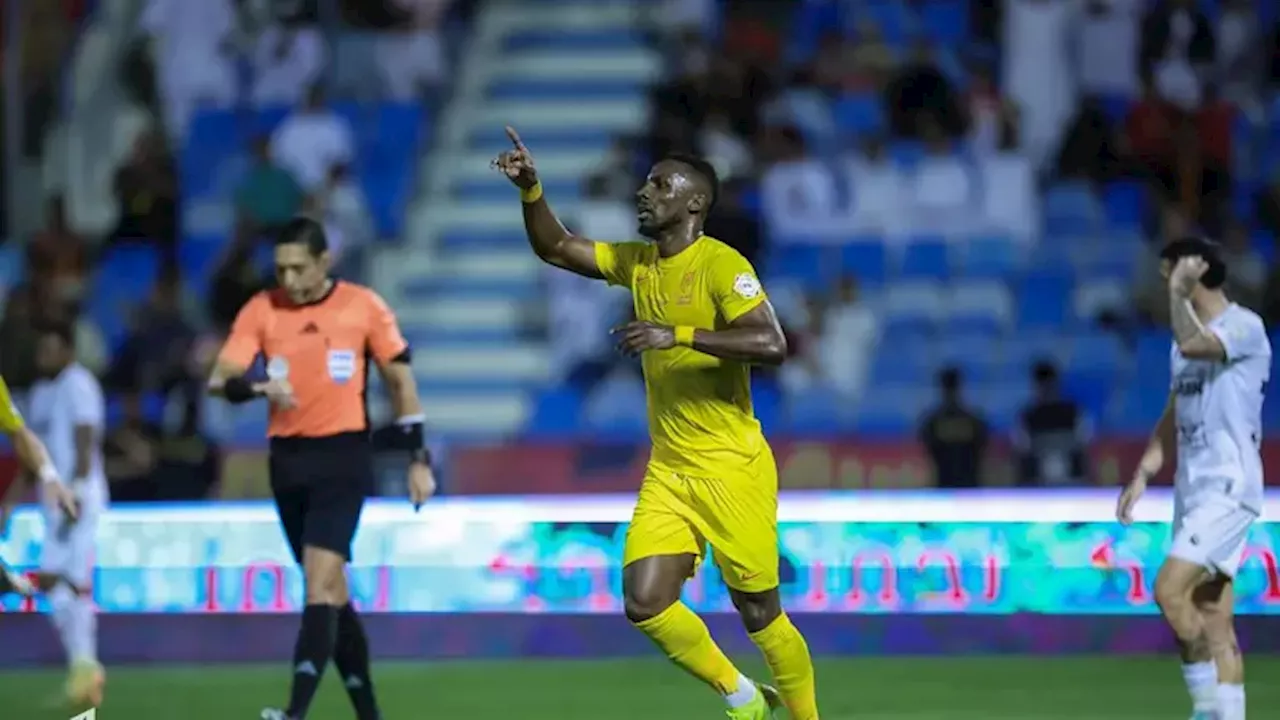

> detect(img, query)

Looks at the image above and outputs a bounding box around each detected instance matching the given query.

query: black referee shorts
[268,432,374,563]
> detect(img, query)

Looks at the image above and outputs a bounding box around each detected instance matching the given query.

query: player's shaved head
[636,153,719,240]
[662,153,719,213]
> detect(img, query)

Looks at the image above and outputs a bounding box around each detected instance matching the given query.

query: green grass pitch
[3,656,1275,719]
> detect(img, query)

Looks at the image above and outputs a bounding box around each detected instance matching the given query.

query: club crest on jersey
[327,349,357,383]
[678,271,696,305]
[733,272,761,299]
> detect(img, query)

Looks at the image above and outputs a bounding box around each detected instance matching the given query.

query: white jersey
[27,363,108,511]
[1170,303,1270,514]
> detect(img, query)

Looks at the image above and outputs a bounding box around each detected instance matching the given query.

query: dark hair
[1033,360,1058,384]
[1159,236,1228,289]
[939,366,961,391]
[276,216,328,256]
[664,152,720,212]
[38,321,75,350]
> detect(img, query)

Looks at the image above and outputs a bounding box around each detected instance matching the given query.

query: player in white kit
[27,324,109,708]
[1117,237,1268,720]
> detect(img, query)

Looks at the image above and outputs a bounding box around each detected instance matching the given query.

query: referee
[208,217,435,720]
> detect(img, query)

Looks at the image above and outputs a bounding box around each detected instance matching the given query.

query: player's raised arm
[492,126,605,279]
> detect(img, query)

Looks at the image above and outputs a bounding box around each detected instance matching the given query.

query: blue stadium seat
[524,386,583,438]
[898,236,950,279]
[1105,383,1167,434]
[971,381,1029,432]
[582,374,648,438]
[1001,330,1073,372]
[918,0,968,46]
[1043,182,1102,237]
[1064,331,1129,381]
[1072,279,1129,325]
[178,234,227,294]
[1015,272,1072,329]
[784,385,856,434]
[956,234,1020,279]
[881,281,945,333]
[868,344,936,385]
[1095,93,1134,125]
[947,281,1013,334]
[1102,181,1146,230]
[854,385,932,436]
[89,244,163,349]
[833,93,885,137]
[854,0,915,46]
[840,240,889,284]
[768,244,839,286]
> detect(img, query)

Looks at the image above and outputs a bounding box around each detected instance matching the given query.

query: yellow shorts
[622,449,779,593]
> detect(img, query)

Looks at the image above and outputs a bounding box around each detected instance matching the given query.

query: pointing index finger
[505,125,527,152]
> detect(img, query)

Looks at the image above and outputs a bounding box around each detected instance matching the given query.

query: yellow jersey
[0,375,24,433]
[595,235,768,476]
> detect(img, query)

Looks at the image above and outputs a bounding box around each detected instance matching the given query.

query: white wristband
[38,464,59,485]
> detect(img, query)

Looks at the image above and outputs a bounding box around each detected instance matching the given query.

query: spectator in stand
[1221,221,1267,311]
[780,275,879,403]
[911,118,974,233]
[1196,85,1235,229]
[1003,0,1077,171]
[1076,0,1143,100]
[102,394,163,501]
[1126,79,1177,196]
[270,83,356,195]
[1255,168,1280,237]
[316,163,376,263]
[209,233,268,332]
[846,20,896,91]
[106,267,203,404]
[0,284,41,390]
[847,136,908,236]
[140,0,238,141]
[236,135,305,238]
[1140,0,1215,112]
[884,40,962,139]
[1216,0,1262,112]
[760,68,837,151]
[377,0,452,100]
[1014,361,1090,487]
[699,109,753,181]
[760,126,839,239]
[918,367,989,489]
[251,9,326,107]
[29,196,88,304]
[1055,97,1124,184]
[111,127,180,262]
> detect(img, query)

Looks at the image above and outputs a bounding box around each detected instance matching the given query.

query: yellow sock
[633,602,742,695]
[749,613,819,720]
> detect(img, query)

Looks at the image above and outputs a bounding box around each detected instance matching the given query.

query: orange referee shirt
[219,281,409,438]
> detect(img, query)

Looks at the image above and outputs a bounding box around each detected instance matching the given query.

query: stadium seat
[1015,272,1072,329]
[970,381,1029,432]
[1102,181,1146,230]
[89,244,163,349]
[956,233,1020,279]
[853,385,932,437]
[881,281,945,333]
[868,343,936,385]
[918,0,968,46]
[833,93,886,138]
[768,244,839,287]
[784,385,856,434]
[525,386,583,437]
[947,281,1013,334]
[1072,279,1129,325]
[855,0,915,46]
[582,373,648,438]
[1064,331,1128,382]
[898,236,950,279]
[840,240,890,284]
[1042,182,1102,237]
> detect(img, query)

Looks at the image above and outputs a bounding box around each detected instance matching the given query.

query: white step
[413,345,550,381]
[490,2,641,30]
[432,202,580,233]
[396,299,524,331]
[475,98,649,131]
[493,50,661,82]
[419,251,539,280]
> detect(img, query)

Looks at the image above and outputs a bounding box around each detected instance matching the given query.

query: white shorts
[1169,494,1258,578]
[40,483,106,588]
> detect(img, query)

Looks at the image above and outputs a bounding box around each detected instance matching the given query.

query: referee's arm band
[394,414,432,466]
[222,376,261,404]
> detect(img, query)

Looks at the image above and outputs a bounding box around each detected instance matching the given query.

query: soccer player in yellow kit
[0,374,79,595]
[495,127,819,720]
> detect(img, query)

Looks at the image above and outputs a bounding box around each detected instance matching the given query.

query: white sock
[723,672,759,709]
[48,585,97,664]
[1217,683,1245,720]
[1182,662,1219,713]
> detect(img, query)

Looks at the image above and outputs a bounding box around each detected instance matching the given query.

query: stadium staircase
[377,0,661,437]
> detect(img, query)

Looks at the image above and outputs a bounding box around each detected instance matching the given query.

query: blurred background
[4,1,1280,714]
[1,0,1279,499]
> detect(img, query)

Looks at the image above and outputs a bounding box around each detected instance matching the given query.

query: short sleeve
[708,248,768,322]
[68,372,104,428]
[594,242,648,288]
[1217,312,1270,363]
[219,294,267,369]
[0,377,24,433]
[365,289,410,364]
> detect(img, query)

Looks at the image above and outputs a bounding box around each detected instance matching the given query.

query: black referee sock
[287,604,339,719]
[334,603,381,720]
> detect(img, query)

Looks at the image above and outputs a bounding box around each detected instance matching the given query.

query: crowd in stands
[551,0,1280,484]
[0,0,460,500]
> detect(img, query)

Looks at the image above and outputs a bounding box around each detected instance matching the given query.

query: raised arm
[493,126,604,279]
[1168,256,1226,361]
